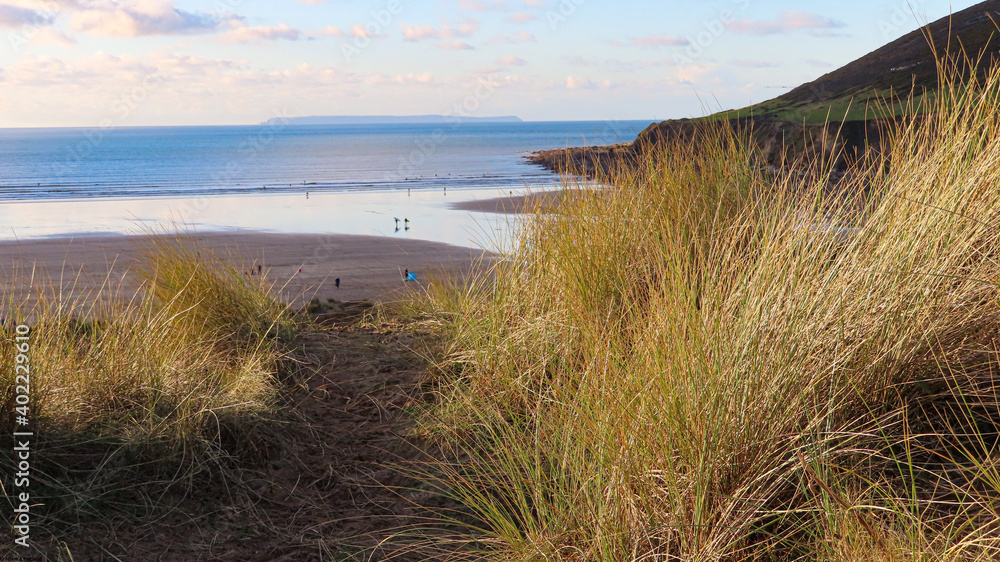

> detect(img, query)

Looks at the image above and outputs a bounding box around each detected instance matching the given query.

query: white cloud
[803,58,832,68]
[731,59,780,68]
[487,30,535,44]
[569,77,617,90]
[508,12,536,24]
[348,23,384,39]
[631,34,689,48]
[438,40,474,50]
[562,55,597,67]
[219,23,300,43]
[394,72,433,84]
[566,76,595,89]
[69,0,241,37]
[319,25,343,37]
[724,11,845,36]
[497,55,525,66]
[399,19,478,41]
[457,0,506,11]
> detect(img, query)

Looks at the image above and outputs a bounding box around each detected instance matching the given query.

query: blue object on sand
[407,272,417,281]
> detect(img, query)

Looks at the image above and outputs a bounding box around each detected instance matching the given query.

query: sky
[0,0,984,127]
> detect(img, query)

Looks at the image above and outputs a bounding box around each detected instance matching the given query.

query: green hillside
[712,0,1000,125]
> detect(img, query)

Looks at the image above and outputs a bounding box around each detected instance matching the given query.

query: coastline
[449,190,574,214]
[0,187,544,251]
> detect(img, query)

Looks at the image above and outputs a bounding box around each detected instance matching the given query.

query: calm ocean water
[0,121,650,201]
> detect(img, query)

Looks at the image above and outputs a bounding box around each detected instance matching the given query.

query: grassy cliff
[530,1,1000,175]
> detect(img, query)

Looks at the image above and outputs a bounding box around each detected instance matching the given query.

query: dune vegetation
[416,56,1000,560]
[0,236,297,541]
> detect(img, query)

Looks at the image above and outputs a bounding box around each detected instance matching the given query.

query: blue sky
[0,0,983,126]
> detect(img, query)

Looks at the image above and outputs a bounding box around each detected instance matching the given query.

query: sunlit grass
[416,54,1000,560]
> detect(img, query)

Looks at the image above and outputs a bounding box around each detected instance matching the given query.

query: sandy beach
[449,189,574,214]
[0,231,490,308]
[0,191,577,309]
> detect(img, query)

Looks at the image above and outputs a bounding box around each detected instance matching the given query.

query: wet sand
[449,190,574,214]
[0,231,490,308]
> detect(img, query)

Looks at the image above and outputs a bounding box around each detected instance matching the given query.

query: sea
[0,120,650,248]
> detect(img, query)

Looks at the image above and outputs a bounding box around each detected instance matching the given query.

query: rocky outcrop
[528,116,899,176]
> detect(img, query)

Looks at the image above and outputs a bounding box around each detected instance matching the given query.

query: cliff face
[528,116,896,175]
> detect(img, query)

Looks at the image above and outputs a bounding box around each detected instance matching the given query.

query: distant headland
[262,115,523,126]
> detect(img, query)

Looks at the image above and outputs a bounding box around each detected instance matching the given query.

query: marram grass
[417,57,1000,560]
[0,234,297,533]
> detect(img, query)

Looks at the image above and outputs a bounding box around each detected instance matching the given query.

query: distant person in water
[335,278,340,289]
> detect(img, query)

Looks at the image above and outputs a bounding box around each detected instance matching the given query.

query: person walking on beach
[404,269,409,281]
[335,278,340,289]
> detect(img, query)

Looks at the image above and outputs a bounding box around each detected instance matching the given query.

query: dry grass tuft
[416,55,1000,560]
[0,234,298,547]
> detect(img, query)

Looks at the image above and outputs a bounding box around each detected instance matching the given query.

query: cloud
[70,1,240,37]
[731,59,779,68]
[601,58,673,72]
[438,39,474,50]
[803,58,833,68]
[631,34,689,48]
[316,23,384,39]
[398,23,437,41]
[457,0,507,11]
[348,23,383,39]
[497,55,525,66]
[32,27,77,46]
[0,50,514,126]
[399,72,433,84]
[487,30,535,44]
[508,12,536,23]
[562,55,597,67]
[672,63,719,86]
[723,11,846,36]
[0,4,54,27]
[219,23,299,43]
[2,52,162,88]
[566,76,615,90]
[399,19,479,41]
